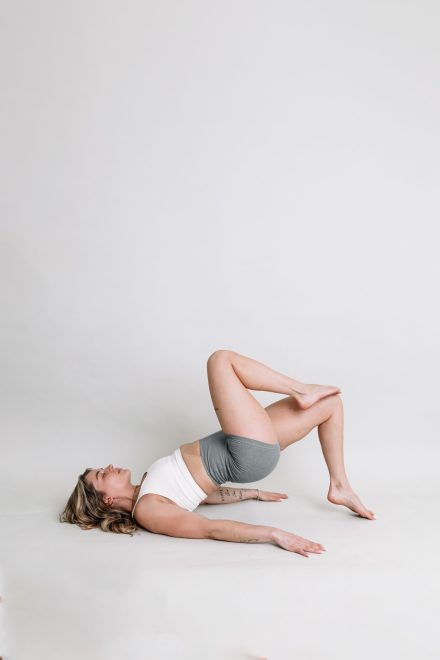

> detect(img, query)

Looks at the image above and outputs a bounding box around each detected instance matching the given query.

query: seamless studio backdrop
[0,1,439,659]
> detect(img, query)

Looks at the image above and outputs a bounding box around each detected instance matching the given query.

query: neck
[123,474,147,514]
[132,484,141,507]
[111,483,140,515]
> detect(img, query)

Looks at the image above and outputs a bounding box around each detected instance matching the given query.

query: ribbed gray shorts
[199,430,281,486]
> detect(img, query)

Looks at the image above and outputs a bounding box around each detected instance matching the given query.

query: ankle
[288,380,310,396]
[330,478,350,490]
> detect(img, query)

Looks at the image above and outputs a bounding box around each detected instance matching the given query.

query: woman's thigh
[264,394,341,451]
[207,350,278,445]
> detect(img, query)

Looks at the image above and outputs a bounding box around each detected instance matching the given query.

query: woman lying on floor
[60,349,376,557]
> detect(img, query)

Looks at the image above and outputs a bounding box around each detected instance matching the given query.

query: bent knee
[207,349,233,364]
[328,392,343,411]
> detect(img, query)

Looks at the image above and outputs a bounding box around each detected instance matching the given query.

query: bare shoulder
[134,497,213,539]
[133,494,172,527]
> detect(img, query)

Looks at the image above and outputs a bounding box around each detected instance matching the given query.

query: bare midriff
[136,440,219,510]
[179,439,219,495]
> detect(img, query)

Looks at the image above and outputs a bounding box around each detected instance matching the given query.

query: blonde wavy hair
[59,468,139,536]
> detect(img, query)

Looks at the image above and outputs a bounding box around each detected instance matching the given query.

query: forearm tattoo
[219,486,244,503]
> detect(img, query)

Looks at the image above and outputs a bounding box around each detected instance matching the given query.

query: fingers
[275,529,327,556]
[298,548,324,557]
[259,492,286,501]
[268,492,288,501]
[297,537,326,556]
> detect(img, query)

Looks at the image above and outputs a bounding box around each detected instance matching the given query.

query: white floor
[1,465,438,660]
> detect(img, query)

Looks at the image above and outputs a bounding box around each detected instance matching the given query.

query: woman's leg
[264,394,376,519]
[319,398,376,519]
[206,349,340,445]
[225,350,341,410]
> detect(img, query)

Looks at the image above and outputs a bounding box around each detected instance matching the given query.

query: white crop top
[131,447,208,516]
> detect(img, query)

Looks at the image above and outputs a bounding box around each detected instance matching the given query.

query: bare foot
[292,383,341,409]
[328,483,376,520]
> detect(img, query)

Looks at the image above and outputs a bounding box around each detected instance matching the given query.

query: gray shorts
[199,430,281,486]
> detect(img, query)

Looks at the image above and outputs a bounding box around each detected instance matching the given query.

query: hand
[272,529,326,557]
[256,490,288,502]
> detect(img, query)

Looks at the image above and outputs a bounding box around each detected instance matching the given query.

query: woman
[60,349,376,557]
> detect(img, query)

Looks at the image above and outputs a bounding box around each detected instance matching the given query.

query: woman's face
[85,464,131,495]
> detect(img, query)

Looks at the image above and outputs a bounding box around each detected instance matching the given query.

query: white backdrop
[1,2,439,658]
[2,0,438,510]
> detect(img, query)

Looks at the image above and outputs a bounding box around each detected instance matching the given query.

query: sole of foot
[295,384,341,410]
[328,486,376,520]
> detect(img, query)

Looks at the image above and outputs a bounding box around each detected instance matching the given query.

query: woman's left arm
[202,486,288,504]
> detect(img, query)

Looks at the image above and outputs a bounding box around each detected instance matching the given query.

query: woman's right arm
[210,520,326,557]
[137,502,326,557]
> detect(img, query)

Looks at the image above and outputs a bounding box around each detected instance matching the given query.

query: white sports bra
[131,447,208,516]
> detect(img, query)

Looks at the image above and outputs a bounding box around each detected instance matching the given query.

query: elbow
[207,519,228,541]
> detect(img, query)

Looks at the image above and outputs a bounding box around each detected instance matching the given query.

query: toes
[362,510,376,519]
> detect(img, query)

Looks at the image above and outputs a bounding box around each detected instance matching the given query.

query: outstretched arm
[201,486,288,504]
[138,501,326,557]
